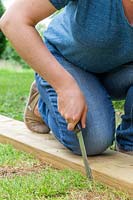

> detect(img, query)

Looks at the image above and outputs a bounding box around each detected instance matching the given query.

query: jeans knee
[84,128,115,156]
[67,136,114,156]
[62,129,115,156]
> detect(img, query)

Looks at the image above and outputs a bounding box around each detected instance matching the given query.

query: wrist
[55,74,78,94]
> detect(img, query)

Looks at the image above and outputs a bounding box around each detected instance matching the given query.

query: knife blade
[75,123,93,180]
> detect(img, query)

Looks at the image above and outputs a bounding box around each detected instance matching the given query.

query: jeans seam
[41,84,68,145]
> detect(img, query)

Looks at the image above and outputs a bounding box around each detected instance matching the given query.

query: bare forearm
[0,0,76,91]
[0,0,88,129]
[0,22,75,91]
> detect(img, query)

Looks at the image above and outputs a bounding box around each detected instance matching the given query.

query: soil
[68,190,124,200]
[0,162,46,178]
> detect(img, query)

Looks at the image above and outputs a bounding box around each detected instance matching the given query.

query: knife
[75,123,93,180]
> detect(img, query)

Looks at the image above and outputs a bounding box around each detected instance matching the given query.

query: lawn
[0,63,129,200]
[0,67,34,120]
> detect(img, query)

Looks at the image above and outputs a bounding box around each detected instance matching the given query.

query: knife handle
[74,122,82,133]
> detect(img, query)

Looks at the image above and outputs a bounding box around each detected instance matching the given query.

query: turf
[0,68,34,120]
[0,143,39,167]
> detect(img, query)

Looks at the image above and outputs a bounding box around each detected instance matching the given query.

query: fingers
[57,88,88,131]
[65,114,79,131]
[81,105,88,128]
[66,105,88,131]
[67,121,78,131]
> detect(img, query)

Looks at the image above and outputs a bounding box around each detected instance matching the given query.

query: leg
[35,41,115,156]
[101,63,133,153]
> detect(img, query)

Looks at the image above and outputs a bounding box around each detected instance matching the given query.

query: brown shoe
[24,81,50,133]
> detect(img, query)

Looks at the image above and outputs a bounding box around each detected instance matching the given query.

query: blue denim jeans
[35,41,133,155]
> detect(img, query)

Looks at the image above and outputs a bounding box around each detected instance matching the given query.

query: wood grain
[0,115,133,196]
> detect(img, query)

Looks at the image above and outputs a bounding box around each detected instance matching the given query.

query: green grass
[0,169,90,200]
[0,68,34,120]
[0,143,39,167]
[0,64,130,200]
[0,168,130,200]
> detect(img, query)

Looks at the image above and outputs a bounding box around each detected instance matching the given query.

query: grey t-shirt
[44,0,133,73]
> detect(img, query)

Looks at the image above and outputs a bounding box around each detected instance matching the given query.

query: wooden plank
[0,115,133,196]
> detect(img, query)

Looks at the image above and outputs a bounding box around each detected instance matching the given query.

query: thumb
[67,121,78,131]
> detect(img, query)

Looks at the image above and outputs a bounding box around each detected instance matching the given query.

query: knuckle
[73,114,79,121]
[65,114,73,122]
[64,113,69,119]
